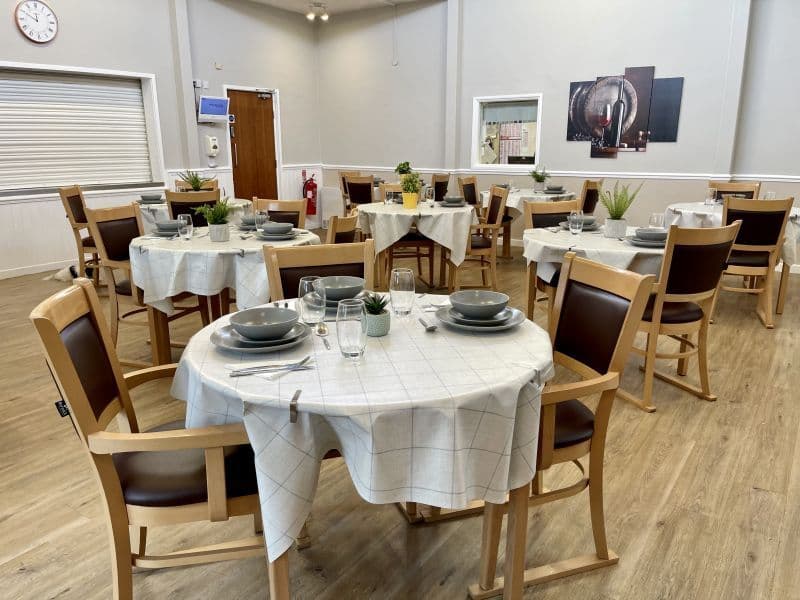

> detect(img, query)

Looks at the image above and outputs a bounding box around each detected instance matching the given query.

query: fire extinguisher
[302,169,317,216]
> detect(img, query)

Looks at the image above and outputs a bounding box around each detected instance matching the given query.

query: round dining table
[480,188,576,218]
[137,197,252,233]
[170,294,554,596]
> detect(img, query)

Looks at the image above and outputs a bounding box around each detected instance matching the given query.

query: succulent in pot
[600,182,642,238]
[395,161,412,175]
[530,166,550,191]
[177,169,217,191]
[195,199,232,242]
[363,293,390,337]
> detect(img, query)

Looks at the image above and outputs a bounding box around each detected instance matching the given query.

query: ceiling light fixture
[306,3,328,22]
[306,10,315,20]
[320,12,329,21]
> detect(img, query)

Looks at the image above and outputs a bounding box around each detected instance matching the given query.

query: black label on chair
[55,400,70,418]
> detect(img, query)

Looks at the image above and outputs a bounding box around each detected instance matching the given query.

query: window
[471,94,542,170]
[0,68,162,195]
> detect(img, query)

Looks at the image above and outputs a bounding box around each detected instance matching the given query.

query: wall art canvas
[648,77,684,142]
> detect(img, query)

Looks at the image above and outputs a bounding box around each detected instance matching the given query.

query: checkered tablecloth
[170,296,554,561]
[129,227,320,314]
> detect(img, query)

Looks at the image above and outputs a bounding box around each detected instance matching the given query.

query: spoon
[418,317,437,332]
[316,321,331,350]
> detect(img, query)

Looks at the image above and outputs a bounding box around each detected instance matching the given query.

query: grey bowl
[546,185,564,191]
[240,215,257,226]
[443,196,464,204]
[141,193,163,201]
[261,222,293,235]
[320,275,365,301]
[580,215,596,225]
[635,228,668,241]
[229,307,299,341]
[449,290,509,319]
[156,220,182,231]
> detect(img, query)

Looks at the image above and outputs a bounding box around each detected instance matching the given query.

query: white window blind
[0,69,156,192]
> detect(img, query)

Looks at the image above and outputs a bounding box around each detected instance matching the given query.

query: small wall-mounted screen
[198,96,229,123]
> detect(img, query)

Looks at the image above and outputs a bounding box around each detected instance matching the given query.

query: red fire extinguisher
[302,170,317,216]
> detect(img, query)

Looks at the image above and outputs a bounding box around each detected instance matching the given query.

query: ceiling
[249,0,422,16]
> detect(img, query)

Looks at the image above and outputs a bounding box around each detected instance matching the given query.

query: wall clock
[15,1,58,44]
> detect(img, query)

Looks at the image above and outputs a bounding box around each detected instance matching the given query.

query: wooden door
[228,90,278,199]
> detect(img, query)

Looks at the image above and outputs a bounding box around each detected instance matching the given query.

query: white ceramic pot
[209,223,230,242]
[533,181,546,192]
[603,218,627,238]
[366,310,391,337]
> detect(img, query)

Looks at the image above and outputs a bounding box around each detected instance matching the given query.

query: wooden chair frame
[344,175,375,215]
[469,254,654,600]
[252,198,307,229]
[577,179,603,213]
[264,240,376,300]
[174,179,219,191]
[165,190,221,223]
[59,185,101,285]
[29,279,264,600]
[457,175,481,209]
[712,197,793,329]
[617,223,741,413]
[430,173,451,202]
[325,214,359,244]
[338,169,361,213]
[523,199,581,320]
[446,186,508,291]
[707,180,761,200]
[378,182,402,203]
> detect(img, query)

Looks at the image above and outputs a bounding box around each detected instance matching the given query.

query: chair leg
[757,269,775,329]
[709,285,721,324]
[588,454,610,560]
[268,551,290,600]
[254,505,263,535]
[697,319,713,400]
[531,470,544,495]
[489,257,498,291]
[526,263,537,320]
[198,297,211,327]
[131,526,147,559]
[503,485,529,600]
[92,254,100,286]
[641,329,659,411]
[478,501,504,591]
[106,269,120,345]
[501,222,511,259]
[777,262,790,315]
[677,334,690,376]
[428,246,434,288]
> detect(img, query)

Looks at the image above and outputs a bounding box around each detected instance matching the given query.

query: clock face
[15,1,58,44]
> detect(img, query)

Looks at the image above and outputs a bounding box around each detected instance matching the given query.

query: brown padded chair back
[486,193,504,225]
[582,187,599,214]
[461,181,478,205]
[279,263,365,300]
[554,280,631,375]
[334,229,357,244]
[96,217,140,262]
[269,211,300,228]
[66,192,87,223]
[170,201,211,227]
[532,212,571,228]
[726,208,788,246]
[347,180,373,205]
[665,241,735,296]
[434,180,449,202]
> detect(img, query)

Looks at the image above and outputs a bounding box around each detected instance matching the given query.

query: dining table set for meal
[480,184,576,217]
[135,192,251,233]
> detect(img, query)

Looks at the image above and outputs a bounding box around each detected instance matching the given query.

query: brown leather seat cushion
[470,234,492,249]
[642,296,703,324]
[113,421,258,507]
[115,279,132,296]
[554,400,595,449]
[81,235,96,248]
[727,250,771,267]
[398,231,432,244]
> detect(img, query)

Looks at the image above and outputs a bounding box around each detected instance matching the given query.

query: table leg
[268,551,290,600]
[503,485,529,600]
[220,288,232,315]
[146,306,171,365]
[205,294,223,321]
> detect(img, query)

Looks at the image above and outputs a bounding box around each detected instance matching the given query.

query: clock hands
[21,8,39,22]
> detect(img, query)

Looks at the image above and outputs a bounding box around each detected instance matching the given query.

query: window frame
[470,93,543,173]
[0,61,166,199]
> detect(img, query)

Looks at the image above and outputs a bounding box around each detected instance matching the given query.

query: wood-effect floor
[1,251,799,600]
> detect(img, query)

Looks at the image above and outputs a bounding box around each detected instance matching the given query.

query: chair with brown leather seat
[29,279,265,600]
[86,205,208,367]
[338,169,361,213]
[617,223,740,413]
[523,199,580,320]
[344,176,375,214]
[708,180,760,200]
[430,173,450,202]
[470,253,653,599]
[165,189,221,227]
[253,198,307,229]
[578,178,603,214]
[326,215,359,244]
[264,240,375,301]
[59,185,101,285]
[458,176,480,208]
[711,197,793,329]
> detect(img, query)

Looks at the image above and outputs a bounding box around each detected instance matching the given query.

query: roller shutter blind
[0,69,156,193]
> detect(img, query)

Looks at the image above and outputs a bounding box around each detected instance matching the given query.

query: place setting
[626,213,668,248]
[544,183,566,195]
[440,195,467,208]
[433,290,526,332]
[137,193,164,205]
[210,304,312,356]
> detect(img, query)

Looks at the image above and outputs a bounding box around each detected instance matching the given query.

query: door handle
[233,143,238,167]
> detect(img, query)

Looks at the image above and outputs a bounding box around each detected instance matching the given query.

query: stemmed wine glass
[597,104,612,147]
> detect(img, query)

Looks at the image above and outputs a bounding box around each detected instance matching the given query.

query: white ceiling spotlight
[306,2,329,21]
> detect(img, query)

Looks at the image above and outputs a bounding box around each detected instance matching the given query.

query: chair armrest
[470,223,501,232]
[124,363,178,390]
[541,372,619,405]
[88,423,249,454]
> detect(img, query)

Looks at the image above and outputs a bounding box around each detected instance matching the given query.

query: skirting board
[0,259,74,280]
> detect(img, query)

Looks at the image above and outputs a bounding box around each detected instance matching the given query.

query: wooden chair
[326,215,359,244]
[430,173,450,202]
[86,205,208,367]
[253,198,307,229]
[712,197,794,329]
[264,240,375,301]
[59,185,100,285]
[458,176,480,208]
[578,178,603,214]
[523,199,580,320]
[378,182,402,203]
[617,223,740,413]
[707,180,761,200]
[446,186,507,291]
[29,279,264,600]
[174,179,218,191]
[165,189,221,227]
[345,176,375,212]
[469,253,654,600]
[338,169,361,212]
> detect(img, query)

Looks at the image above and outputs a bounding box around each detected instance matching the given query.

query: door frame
[223,84,283,199]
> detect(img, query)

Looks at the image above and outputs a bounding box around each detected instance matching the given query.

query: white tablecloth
[129,227,320,313]
[665,202,800,265]
[137,198,252,234]
[523,227,664,281]
[171,296,554,561]
[480,188,576,217]
[357,203,477,265]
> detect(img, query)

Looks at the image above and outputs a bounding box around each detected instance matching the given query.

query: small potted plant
[395,161,412,175]
[530,166,549,192]
[364,293,390,337]
[401,171,422,209]
[195,199,231,242]
[600,182,642,238]
[178,169,217,191]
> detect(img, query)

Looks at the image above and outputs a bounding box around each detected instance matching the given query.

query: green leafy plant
[395,161,412,175]
[600,182,642,220]
[178,169,217,191]
[530,166,549,183]
[194,199,231,225]
[401,171,422,194]
[363,293,389,315]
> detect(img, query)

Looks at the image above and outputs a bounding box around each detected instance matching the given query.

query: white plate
[211,324,311,354]
[448,307,513,326]
[435,306,526,332]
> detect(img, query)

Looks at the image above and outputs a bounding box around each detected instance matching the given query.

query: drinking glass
[389,268,415,317]
[568,210,584,235]
[705,187,717,206]
[298,276,326,325]
[177,214,193,240]
[765,191,776,200]
[255,211,268,229]
[336,299,367,362]
[649,213,665,229]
